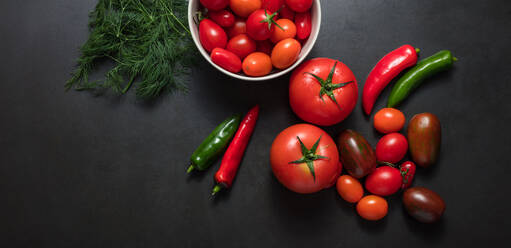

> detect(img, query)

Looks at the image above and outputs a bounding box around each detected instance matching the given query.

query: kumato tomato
[290,58,358,126]
[226,34,256,59]
[230,0,262,17]
[200,0,229,11]
[337,129,376,178]
[407,113,441,168]
[271,38,301,69]
[373,108,406,134]
[403,187,445,223]
[270,19,297,43]
[336,175,364,203]
[285,0,312,13]
[356,195,388,221]
[375,133,408,163]
[364,165,402,196]
[270,124,339,194]
[242,52,272,76]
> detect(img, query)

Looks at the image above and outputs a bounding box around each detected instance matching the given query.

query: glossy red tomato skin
[199,19,228,53]
[261,0,284,12]
[280,4,295,20]
[208,10,235,27]
[210,48,242,73]
[376,133,408,163]
[289,58,359,126]
[227,18,247,38]
[226,34,257,59]
[365,166,402,196]
[400,161,416,189]
[295,11,311,39]
[270,124,339,194]
[285,0,312,12]
[200,0,229,11]
[246,9,276,40]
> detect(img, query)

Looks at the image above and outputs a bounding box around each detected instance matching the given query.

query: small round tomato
[227,18,247,38]
[365,165,402,196]
[271,38,301,69]
[261,0,284,12]
[400,161,416,189]
[208,10,235,27]
[211,48,242,73]
[242,52,272,76]
[295,11,311,40]
[270,124,339,194]
[356,195,388,221]
[226,34,256,59]
[376,133,408,163]
[246,9,279,40]
[256,40,273,55]
[200,0,229,11]
[270,19,297,43]
[280,4,295,20]
[230,0,262,17]
[199,19,228,53]
[336,175,364,203]
[285,0,312,13]
[374,108,406,133]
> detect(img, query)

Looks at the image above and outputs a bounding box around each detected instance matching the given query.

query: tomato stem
[288,135,329,181]
[304,61,354,109]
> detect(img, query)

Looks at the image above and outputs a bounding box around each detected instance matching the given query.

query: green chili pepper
[387,50,457,108]
[187,115,241,173]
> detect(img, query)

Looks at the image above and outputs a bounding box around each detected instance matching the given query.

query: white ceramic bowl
[188,0,321,81]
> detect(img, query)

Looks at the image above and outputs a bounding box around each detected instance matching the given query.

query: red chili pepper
[362,45,419,115]
[400,161,416,189]
[212,105,260,195]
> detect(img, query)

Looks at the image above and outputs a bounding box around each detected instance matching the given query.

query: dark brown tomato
[337,129,376,178]
[403,187,446,223]
[407,113,441,168]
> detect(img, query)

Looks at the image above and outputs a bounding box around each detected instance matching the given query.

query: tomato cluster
[198,0,313,76]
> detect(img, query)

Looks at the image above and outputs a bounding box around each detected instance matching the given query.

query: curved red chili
[212,105,260,195]
[362,45,419,115]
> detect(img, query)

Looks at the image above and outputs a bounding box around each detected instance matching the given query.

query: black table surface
[1,0,510,247]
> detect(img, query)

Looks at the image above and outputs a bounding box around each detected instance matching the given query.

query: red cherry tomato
[289,58,358,126]
[285,0,312,13]
[256,40,273,55]
[270,124,340,194]
[208,10,235,27]
[295,11,311,40]
[230,0,262,17]
[365,165,402,196]
[270,19,297,43]
[242,52,273,76]
[200,0,229,11]
[226,34,257,59]
[261,0,284,12]
[199,19,228,53]
[271,38,301,69]
[211,48,242,73]
[376,133,408,163]
[227,18,247,38]
[336,175,364,203]
[280,4,295,20]
[373,108,406,134]
[246,9,278,41]
[400,161,416,189]
[356,195,388,221]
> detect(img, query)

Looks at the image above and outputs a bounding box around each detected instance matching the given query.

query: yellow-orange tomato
[242,52,272,76]
[230,0,261,18]
[271,38,301,69]
[336,175,364,203]
[374,108,406,133]
[356,195,388,221]
[270,19,297,43]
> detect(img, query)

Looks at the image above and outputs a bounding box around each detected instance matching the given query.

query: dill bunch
[66,0,197,99]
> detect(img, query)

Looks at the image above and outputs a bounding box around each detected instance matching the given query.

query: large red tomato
[270,124,340,194]
[289,58,358,126]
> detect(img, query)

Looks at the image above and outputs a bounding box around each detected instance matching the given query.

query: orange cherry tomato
[373,108,406,133]
[271,38,301,69]
[336,175,364,203]
[356,195,388,221]
[270,19,297,43]
[230,0,262,18]
[242,52,272,76]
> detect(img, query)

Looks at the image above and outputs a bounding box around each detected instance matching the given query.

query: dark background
[1,0,510,247]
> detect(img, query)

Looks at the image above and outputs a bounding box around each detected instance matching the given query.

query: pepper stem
[211,184,223,196]
[186,165,195,173]
[415,48,420,54]
[453,57,458,62]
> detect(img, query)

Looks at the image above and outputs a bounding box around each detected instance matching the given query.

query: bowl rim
[188,0,322,82]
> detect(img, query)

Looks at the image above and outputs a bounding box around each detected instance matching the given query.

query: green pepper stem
[453,57,458,62]
[415,48,420,54]
[186,164,195,173]
[211,184,223,196]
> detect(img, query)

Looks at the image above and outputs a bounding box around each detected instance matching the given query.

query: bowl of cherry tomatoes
[188,0,321,81]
